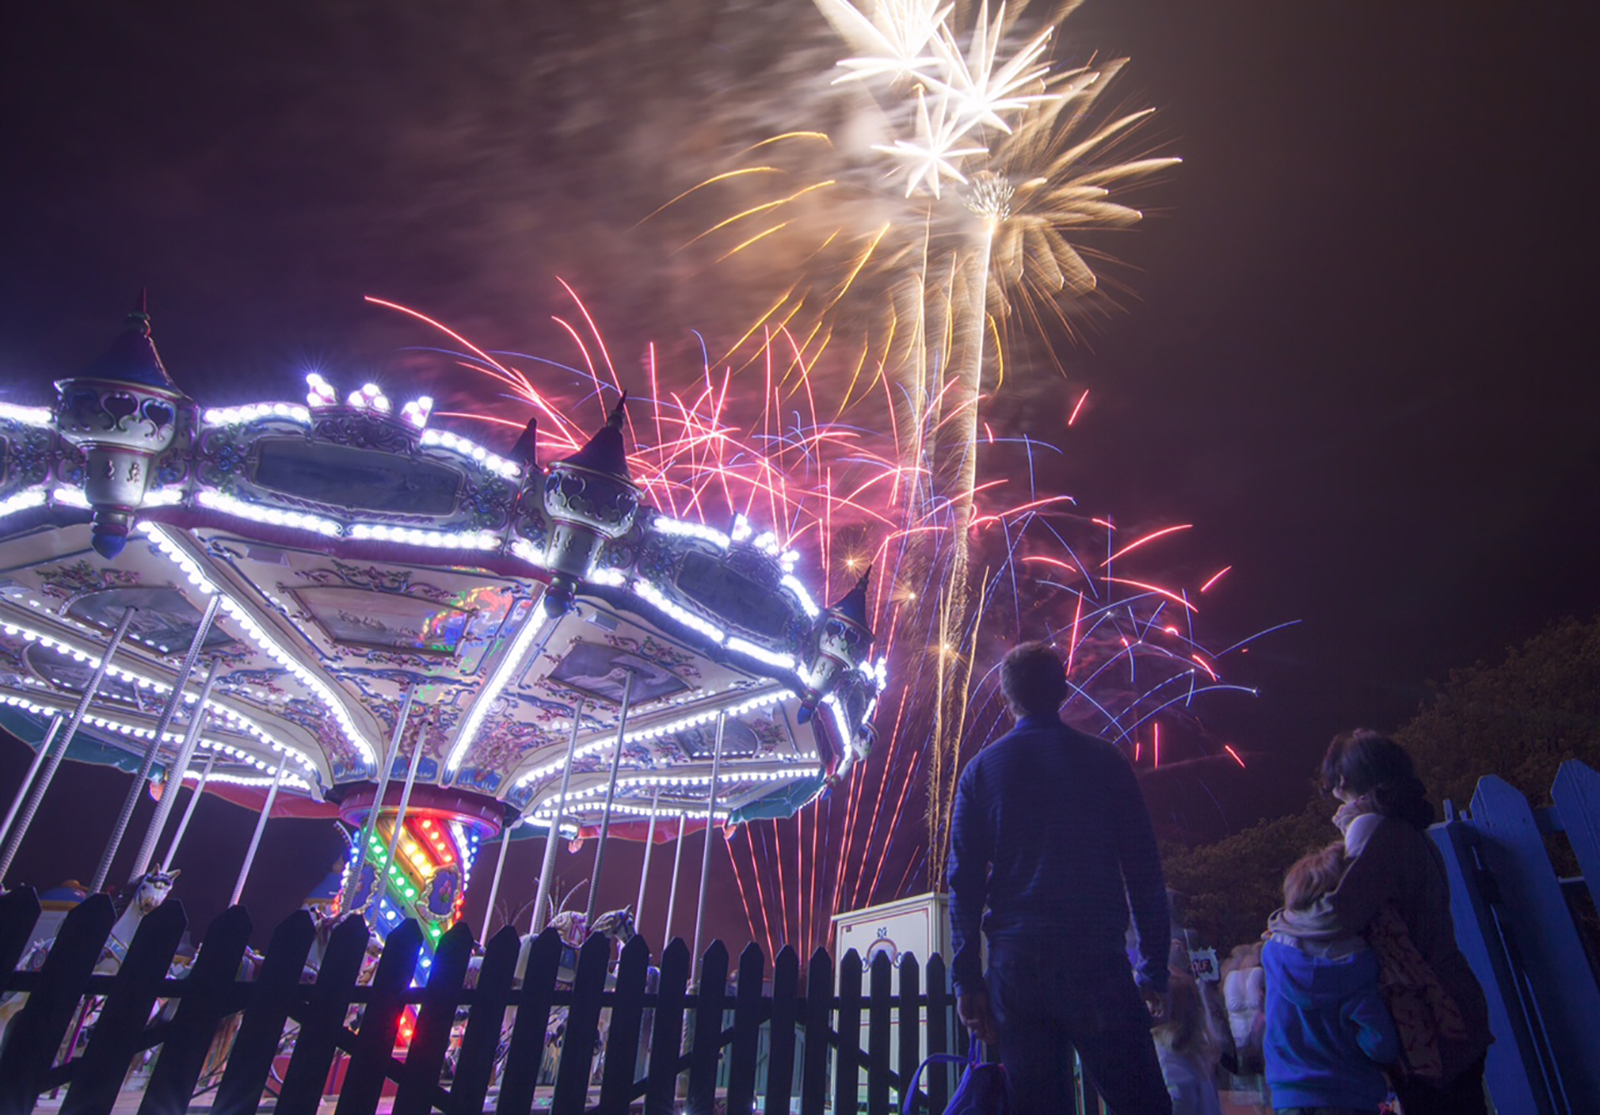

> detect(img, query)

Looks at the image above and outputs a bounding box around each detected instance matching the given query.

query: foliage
[1396,615,1600,813]
[1162,792,1335,951]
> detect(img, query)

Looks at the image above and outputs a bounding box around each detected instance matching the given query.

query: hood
[1264,938,1380,1009]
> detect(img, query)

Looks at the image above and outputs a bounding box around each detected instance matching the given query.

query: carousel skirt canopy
[0,302,885,950]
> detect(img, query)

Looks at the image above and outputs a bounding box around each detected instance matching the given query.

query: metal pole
[339,686,416,914]
[378,707,429,900]
[532,700,585,934]
[0,606,137,885]
[585,670,636,925]
[92,594,221,893]
[692,713,727,980]
[228,760,285,907]
[479,823,513,939]
[635,784,661,925]
[161,751,215,872]
[663,812,687,947]
[0,715,64,849]
[129,659,222,879]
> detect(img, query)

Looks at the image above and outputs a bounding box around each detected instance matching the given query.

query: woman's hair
[999,641,1069,717]
[1283,842,1348,910]
[1153,966,1220,1062]
[1320,728,1435,829]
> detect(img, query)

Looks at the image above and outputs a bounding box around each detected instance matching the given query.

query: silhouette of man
[948,641,1173,1114]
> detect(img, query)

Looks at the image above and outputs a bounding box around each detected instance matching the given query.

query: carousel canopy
[0,308,884,842]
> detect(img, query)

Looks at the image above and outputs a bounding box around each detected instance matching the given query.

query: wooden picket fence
[0,886,963,1115]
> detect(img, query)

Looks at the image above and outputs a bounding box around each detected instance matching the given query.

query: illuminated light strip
[198,489,341,537]
[349,522,499,550]
[633,578,725,643]
[179,768,310,790]
[52,487,88,508]
[141,523,375,768]
[511,689,797,788]
[822,693,856,751]
[725,636,796,672]
[0,618,318,776]
[143,487,185,508]
[419,427,522,481]
[530,804,731,825]
[203,402,312,426]
[587,567,626,587]
[445,605,550,774]
[511,538,548,566]
[0,488,47,520]
[780,574,821,619]
[653,516,731,550]
[0,403,52,427]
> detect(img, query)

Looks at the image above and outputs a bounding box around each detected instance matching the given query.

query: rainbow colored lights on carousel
[0,304,884,952]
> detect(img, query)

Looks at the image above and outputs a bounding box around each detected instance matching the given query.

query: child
[1153,966,1224,1115]
[1262,842,1399,1115]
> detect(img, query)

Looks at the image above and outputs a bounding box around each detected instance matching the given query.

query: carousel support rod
[228,760,285,907]
[92,594,222,894]
[130,659,222,880]
[339,685,416,914]
[161,751,215,872]
[0,715,64,850]
[0,606,137,886]
[634,784,661,926]
[691,712,727,982]
[532,699,585,934]
[479,822,514,939]
[378,704,429,894]
[662,812,687,947]
[584,669,636,925]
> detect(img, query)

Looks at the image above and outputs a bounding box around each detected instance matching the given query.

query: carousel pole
[634,784,661,925]
[0,606,137,885]
[228,760,285,907]
[531,699,585,934]
[478,823,514,939]
[129,659,222,879]
[0,714,64,850]
[161,751,215,872]
[339,685,416,914]
[691,712,727,981]
[377,705,429,892]
[662,812,687,947]
[91,593,221,893]
[584,669,636,925]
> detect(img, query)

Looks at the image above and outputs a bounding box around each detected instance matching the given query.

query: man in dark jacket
[948,641,1173,1114]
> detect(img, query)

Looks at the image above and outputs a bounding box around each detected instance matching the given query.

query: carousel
[0,302,884,960]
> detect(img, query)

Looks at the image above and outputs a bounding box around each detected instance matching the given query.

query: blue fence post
[1551,760,1600,921]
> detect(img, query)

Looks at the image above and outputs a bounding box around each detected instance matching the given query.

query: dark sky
[2,0,1598,947]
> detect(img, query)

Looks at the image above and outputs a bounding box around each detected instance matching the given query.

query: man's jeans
[986,939,1173,1115]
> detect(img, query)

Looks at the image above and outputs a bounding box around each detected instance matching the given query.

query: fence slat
[139,904,253,1115]
[1552,760,1600,936]
[446,925,520,1115]
[686,940,729,1111]
[799,947,832,1115]
[336,918,422,1115]
[834,948,863,1115]
[596,935,650,1115]
[211,909,314,1115]
[925,954,949,1112]
[0,886,42,978]
[764,946,798,1115]
[643,937,690,1115]
[897,953,920,1114]
[394,920,474,1115]
[494,927,561,1115]
[550,933,609,1111]
[867,952,892,1114]
[61,899,188,1115]
[726,942,765,1114]
[277,912,371,1112]
[0,893,116,1111]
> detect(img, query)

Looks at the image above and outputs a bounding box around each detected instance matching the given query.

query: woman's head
[1320,728,1434,829]
[1283,842,1347,911]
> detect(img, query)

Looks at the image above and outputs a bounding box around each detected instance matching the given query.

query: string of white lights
[443,603,551,774]
[0,403,53,427]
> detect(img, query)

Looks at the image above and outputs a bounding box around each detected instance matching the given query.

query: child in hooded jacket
[1262,842,1398,1115]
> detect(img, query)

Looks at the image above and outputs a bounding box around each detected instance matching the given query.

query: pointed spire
[559,392,632,479]
[828,567,873,632]
[81,293,179,391]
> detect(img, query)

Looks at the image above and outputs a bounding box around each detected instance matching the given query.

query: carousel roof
[0,310,884,840]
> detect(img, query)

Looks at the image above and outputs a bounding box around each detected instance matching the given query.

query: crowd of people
[948,642,1493,1115]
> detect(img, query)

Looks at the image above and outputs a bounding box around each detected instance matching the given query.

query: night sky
[2,0,1597,950]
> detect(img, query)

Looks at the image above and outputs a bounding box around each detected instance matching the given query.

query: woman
[1269,730,1492,1115]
